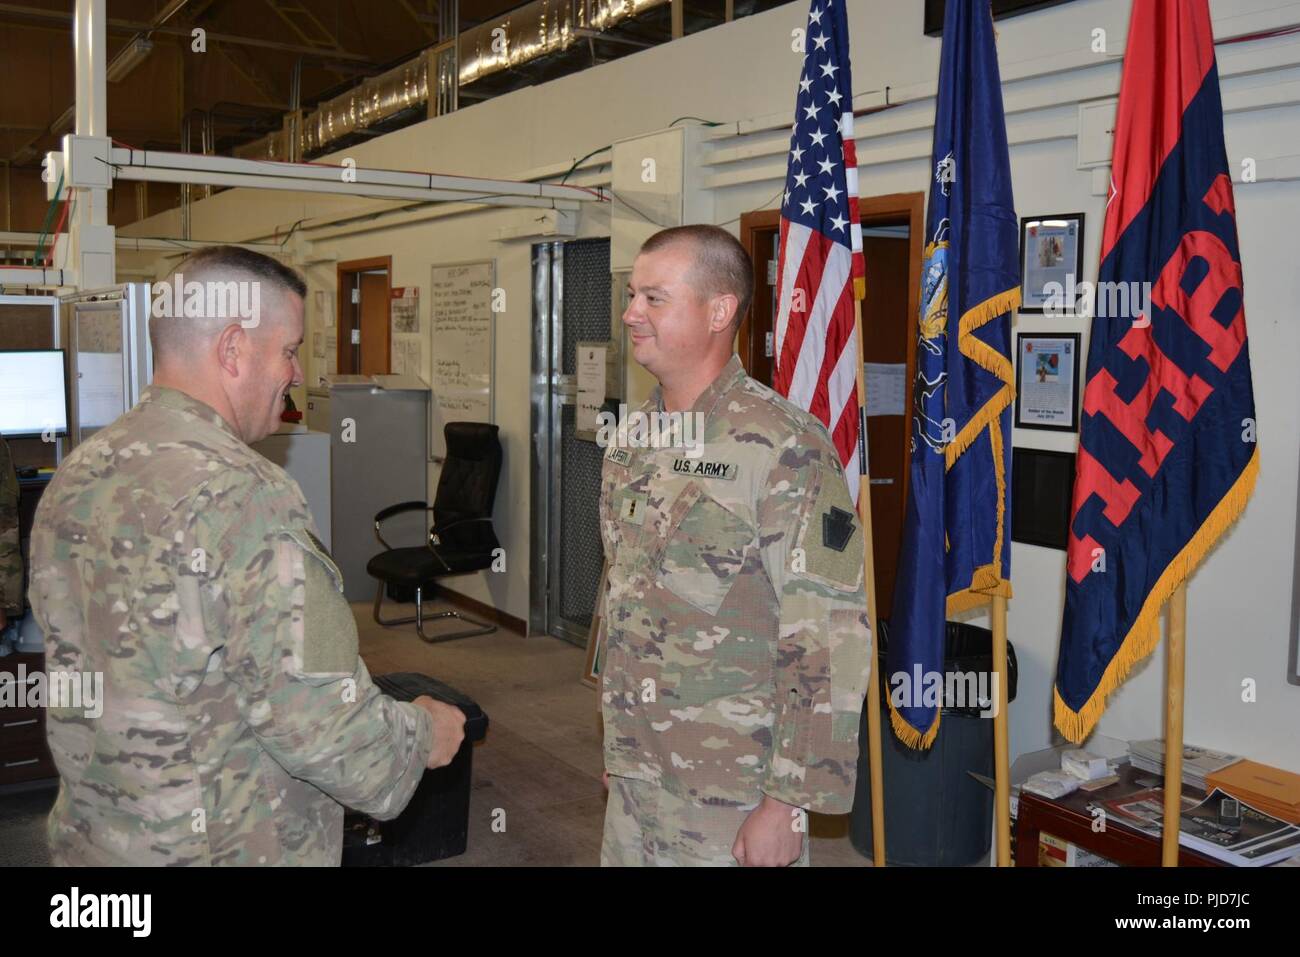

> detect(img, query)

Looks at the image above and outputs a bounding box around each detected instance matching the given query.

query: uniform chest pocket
[658,483,754,616]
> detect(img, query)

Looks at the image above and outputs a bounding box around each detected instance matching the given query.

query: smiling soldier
[598,225,871,866]
[27,246,465,865]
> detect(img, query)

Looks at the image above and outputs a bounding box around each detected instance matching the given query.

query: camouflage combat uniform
[27,386,434,866]
[597,354,871,866]
[0,437,21,621]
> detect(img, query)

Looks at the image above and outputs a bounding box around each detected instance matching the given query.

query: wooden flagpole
[1162,582,1188,865]
[991,594,1012,865]
[852,297,886,867]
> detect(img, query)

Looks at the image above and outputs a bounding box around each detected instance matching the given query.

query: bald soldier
[598,225,871,866]
[27,246,465,865]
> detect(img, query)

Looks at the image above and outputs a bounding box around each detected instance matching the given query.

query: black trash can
[343,672,488,866]
[849,619,1017,866]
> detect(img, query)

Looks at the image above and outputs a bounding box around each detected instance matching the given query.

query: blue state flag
[887,0,1019,749]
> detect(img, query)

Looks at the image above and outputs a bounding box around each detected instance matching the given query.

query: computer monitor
[0,349,69,439]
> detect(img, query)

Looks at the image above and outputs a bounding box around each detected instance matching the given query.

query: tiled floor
[0,597,873,867]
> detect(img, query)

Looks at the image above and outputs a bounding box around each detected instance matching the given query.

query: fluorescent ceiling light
[107,37,154,83]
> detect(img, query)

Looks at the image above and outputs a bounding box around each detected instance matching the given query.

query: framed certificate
[1019,213,1085,314]
[1014,332,1081,432]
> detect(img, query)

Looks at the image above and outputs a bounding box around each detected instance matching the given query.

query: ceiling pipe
[73,0,106,137]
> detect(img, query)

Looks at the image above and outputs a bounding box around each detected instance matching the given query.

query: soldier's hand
[732,794,804,867]
[413,695,466,769]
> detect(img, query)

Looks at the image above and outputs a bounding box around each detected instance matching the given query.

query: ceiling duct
[300,55,430,156]
[233,0,671,162]
[458,0,670,86]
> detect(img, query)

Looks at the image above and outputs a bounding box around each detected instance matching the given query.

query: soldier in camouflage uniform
[0,436,21,632]
[27,246,465,865]
[598,225,871,866]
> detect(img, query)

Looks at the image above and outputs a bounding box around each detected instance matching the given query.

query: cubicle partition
[60,285,153,447]
[327,375,431,601]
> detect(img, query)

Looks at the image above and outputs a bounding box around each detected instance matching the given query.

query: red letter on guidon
[1150,228,1245,373]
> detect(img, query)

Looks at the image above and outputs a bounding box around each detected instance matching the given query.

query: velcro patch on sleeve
[800,465,864,592]
[281,528,358,678]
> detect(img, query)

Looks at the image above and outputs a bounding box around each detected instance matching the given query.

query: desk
[0,652,57,785]
[1015,763,1224,867]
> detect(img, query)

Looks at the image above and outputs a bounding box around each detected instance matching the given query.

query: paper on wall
[391,286,419,334]
[577,345,607,435]
[864,362,907,417]
[391,336,422,378]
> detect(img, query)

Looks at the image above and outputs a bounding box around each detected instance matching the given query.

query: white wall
[119,0,1300,770]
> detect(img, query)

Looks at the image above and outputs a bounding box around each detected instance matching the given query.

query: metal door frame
[530,240,624,645]
[530,241,560,638]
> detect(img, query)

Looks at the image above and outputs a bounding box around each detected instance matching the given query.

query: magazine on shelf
[1127,739,1242,788]
[1098,787,1300,866]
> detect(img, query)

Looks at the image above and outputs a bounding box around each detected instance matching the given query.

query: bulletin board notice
[429,260,495,460]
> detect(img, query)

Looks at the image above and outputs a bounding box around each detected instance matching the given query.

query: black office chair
[367,422,503,643]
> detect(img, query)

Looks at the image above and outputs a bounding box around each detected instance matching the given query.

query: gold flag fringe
[945,286,1020,466]
[888,692,942,750]
[892,286,1020,751]
[1053,444,1261,744]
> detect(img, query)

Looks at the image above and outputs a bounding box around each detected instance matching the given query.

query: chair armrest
[374,500,432,550]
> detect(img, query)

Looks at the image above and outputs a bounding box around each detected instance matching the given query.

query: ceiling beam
[0,3,374,62]
[216,42,287,109]
[397,0,438,42]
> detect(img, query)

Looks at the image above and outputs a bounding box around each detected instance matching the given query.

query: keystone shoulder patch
[822,506,856,552]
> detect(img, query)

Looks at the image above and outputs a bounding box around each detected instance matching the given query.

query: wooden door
[358,272,390,376]
[860,230,911,619]
[335,256,391,375]
[738,210,780,386]
[859,193,924,620]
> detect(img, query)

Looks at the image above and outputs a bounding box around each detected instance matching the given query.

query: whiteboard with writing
[429,260,495,460]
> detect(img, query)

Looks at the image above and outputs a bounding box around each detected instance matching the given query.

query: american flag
[772,0,866,505]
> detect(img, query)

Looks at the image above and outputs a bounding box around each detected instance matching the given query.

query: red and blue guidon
[1055,0,1259,743]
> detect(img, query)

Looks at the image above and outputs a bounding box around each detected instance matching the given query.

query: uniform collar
[140,384,242,441]
[652,354,747,420]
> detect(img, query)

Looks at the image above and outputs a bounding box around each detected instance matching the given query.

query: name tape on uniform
[670,458,738,481]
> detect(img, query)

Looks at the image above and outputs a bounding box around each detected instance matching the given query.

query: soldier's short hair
[150,245,306,359]
[177,245,306,299]
[640,225,754,331]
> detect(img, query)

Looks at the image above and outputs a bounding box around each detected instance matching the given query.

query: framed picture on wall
[1019,213,1085,314]
[1015,332,1081,432]
[1011,447,1076,550]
